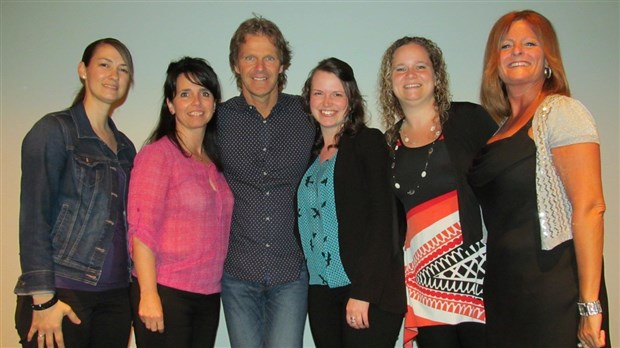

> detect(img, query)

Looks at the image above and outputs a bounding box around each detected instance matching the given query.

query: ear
[78,62,87,80]
[234,64,240,75]
[279,64,284,74]
[166,98,175,115]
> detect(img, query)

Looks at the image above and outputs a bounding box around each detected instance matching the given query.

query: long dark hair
[71,38,134,107]
[147,57,223,171]
[301,57,367,155]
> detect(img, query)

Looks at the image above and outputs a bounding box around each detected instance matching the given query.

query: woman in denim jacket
[14,38,136,348]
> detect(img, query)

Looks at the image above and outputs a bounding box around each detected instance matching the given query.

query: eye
[393,65,407,73]
[201,90,211,97]
[333,92,345,98]
[99,62,110,68]
[119,67,130,74]
[415,64,427,70]
[524,41,538,47]
[311,91,323,96]
[243,56,256,62]
[179,91,189,98]
[265,56,277,62]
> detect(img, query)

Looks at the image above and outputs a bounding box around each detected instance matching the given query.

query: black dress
[469,124,610,347]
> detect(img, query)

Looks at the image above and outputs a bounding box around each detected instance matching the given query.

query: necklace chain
[392,120,441,196]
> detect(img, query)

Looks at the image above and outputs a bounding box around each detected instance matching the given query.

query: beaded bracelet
[31,294,58,311]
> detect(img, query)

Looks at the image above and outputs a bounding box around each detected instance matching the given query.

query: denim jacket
[14,103,136,295]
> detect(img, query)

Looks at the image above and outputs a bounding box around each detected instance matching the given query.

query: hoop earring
[544,66,553,79]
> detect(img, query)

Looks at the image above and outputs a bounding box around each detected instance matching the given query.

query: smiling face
[498,20,546,89]
[234,34,284,103]
[78,43,131,106]
[166,74,215,133]
[309,70,349,133]
[390,43,435,109]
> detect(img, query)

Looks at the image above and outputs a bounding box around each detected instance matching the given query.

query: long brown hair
[480,10,570,121]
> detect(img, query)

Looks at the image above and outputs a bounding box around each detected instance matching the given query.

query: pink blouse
[128,137,233,295]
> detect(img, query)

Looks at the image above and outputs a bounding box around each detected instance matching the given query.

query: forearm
[132,237,159,296]
[572,205,605,302]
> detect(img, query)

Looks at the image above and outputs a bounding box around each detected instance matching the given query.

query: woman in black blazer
[297,57,406,348]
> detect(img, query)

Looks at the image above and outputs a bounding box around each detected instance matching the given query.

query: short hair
[481,9,570,121]
[147,57,223,171]
[72,38,134,107]
[301,57,367,155]
[229,15,292,92]
[378,36,451,147]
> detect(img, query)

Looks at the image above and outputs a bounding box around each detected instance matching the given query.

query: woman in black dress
[469,10,610,348]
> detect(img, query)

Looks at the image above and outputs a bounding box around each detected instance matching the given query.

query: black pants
[15,287,131,348]
[416,322,486,348]
[308,284,403,348]
[130,278,220,348]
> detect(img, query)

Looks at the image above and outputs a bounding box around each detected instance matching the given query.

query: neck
[507,85,545,120]
[82,97,112,131]
[401,101,437,127]
[177,128,206,154]
[242,89,279,118]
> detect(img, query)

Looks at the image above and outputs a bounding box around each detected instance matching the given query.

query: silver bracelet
[577,300,603,316]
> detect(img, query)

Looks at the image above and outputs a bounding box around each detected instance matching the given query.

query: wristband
[31,294,58,311]
[577,300,603,316]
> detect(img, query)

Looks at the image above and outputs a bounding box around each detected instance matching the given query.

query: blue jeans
[221,270,308,348]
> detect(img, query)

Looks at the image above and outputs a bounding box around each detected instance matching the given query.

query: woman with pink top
[127,57,233,347]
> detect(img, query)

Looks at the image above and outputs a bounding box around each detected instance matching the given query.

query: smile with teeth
[509,61,529,67]
[320,110,337,116]
[188,111,204,116]
[404,83,421,88]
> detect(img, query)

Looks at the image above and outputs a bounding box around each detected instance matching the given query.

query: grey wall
[1,1,618,347]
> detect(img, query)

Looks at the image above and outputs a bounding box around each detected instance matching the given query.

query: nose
[110,67,119,80]
[255,59,265,71]
[511,43,523,56]
[191,94,201,105]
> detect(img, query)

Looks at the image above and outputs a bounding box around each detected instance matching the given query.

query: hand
[578,315,605,347]
[27,298,81,348]
[346,298,370,329]
[139,292,165,333]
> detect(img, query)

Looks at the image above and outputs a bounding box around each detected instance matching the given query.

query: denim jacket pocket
[73,153,107,188]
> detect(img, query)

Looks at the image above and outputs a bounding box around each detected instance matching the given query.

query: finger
[158,320,165,333]
[55,331,66,348]
[66,309,81,325]
[27,328,36,342]
[45,333,54,348]
[37,333,45,348]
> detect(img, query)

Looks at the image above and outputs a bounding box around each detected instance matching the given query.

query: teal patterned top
[297,152,350,287]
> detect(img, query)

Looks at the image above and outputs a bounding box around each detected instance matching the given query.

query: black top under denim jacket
[14,103,136,295]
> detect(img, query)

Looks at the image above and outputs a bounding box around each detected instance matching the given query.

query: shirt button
[265,191,270,196]
[263,171,268,176]
[265,217,270,221]
[263,147,267,152]
[263,120,267,124]
[265,244,271,248]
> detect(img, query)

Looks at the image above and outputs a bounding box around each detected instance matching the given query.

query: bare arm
[551,142,606,347]
[132,237,164,333]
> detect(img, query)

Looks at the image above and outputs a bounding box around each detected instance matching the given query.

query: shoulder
[23,109,71,143]
[538,95,599,145]
[448,102,492,123]
[135,137,178,163]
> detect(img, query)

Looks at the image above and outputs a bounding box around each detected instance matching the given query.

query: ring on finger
[38,334,45,338]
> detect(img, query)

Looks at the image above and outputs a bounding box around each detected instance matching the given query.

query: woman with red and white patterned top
[378,37,496,348]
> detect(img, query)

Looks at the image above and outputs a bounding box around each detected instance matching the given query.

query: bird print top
[297,152,350,287]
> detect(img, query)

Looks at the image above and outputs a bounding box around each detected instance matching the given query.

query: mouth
[252,76,268,81]
[508,61,530,67]
[404,83,421,89]
[188,111,204,117]
[103,83,119,90]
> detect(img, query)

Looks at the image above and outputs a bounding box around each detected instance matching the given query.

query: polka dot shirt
[216,93,316,285]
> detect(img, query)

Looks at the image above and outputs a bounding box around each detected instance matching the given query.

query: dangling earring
[544,66,553,79]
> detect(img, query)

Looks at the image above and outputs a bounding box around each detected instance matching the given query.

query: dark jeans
[308,284,403,348]
[416,322,486,348]
[15,287,131,348]
[130,279,220,348]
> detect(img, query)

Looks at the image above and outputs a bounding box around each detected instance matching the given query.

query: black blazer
[333,127,406,315]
